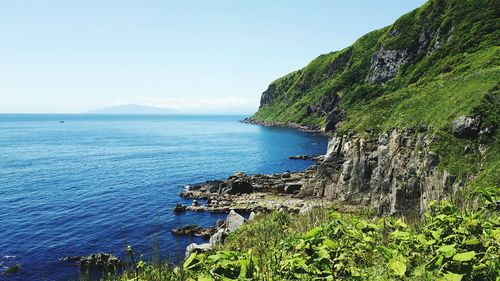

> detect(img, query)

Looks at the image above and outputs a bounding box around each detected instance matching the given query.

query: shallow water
[0,114,328,280]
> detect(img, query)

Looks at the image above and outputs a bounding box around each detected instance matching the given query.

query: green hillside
[253,0,499,189]
[253,0,499,133]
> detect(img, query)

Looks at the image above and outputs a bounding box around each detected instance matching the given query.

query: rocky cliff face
[305,128,464,217]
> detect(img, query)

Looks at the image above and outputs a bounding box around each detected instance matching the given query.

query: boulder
[299,202,314,214]
[281,172,291,179]
[185,243,213,258]
[209,229,228,245]
[284,183,302,194]
[248,211,256,222]
[173,203,186,213]
[225,180,253,195]
[226,210,245,232]
[452,115,481,138]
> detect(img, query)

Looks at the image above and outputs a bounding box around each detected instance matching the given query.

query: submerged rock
[171,224,217,238]
[60,253,122,270]
[173,203,186,213]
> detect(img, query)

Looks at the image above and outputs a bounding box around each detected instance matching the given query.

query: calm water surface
[0,114,328,281]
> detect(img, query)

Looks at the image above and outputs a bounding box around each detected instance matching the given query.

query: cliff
[251,0,499,213]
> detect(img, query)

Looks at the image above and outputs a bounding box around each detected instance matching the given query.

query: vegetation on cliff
[106,198,498,280]
[252,0,498,132]
[253,0,499,191]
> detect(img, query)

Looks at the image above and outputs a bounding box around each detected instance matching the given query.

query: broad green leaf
[322,239,337,249]
[463,237,480,245]
[305,227,323,238]
[431,230,443,239]
[238,259,248,279]
[197,274,213,281]
[376,245,393,260]
[390,230,411,240]
[316,247,330,260]
[389,258,407,277]
[437,244,456,258]
[183,253,198,270]
[453,251,476,262]
[425,239,436,246]
[440,272,463,281]
[395,218,408,228]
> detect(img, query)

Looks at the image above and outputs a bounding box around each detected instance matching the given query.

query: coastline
[240,117,328,135]
[169,120,335,255]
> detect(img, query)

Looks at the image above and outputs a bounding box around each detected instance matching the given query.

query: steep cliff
[252,0,498,130]
[251,0,499,213]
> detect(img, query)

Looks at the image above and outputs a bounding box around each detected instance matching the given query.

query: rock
[185,243,213,258]
[171,224,203,236]
[289,155,315,160]
[281,172,291,179]
[299,202,314,214]
[61,253,122,270]
[309,128,465,217]
[209,229,228,245]
[284,183,302,194]
[325,108,345,132]
[192,200,199,206]
[366,46,410,83]
[233,172,246,178]
[378,133,389,145]
[479,125,495,137]
[226,180,253,195]
[215,219,225,228]
[248,211,256,222]
[226,210,245,232]
[173,203,186,213]
[452,115,481,138]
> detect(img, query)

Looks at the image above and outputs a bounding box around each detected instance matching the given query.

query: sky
[0,0,427,114]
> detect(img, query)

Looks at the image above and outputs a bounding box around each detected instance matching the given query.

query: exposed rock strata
[306,128,465,216]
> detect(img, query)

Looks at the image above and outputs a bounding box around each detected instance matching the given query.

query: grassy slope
[110,202,499,280]
[253,0,499,130]
[253,0,499,188]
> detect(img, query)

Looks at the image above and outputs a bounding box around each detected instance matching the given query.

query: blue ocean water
[0,114,328,281]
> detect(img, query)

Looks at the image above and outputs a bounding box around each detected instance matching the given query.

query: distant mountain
[86,104,178,115]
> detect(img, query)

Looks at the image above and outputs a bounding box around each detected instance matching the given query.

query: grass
[93,198,499,280]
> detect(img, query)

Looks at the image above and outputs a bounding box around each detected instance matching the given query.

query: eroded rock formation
[305,129,465,217]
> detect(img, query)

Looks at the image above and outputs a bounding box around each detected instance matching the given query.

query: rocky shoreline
[174,167,326,214]
[241,117,327,135]
[170,153,369,256]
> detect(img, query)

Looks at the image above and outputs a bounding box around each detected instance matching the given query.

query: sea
[0,114,328,281]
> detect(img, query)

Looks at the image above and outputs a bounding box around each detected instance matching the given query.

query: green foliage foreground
[111,200,499,281]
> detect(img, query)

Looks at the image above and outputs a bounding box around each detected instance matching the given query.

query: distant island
[86,104,178,115]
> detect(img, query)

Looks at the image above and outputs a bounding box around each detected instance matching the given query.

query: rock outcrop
[365,47,411,83]
[452,115,481,138]
[306,128,465,216]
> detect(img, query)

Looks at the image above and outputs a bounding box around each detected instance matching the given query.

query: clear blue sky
[0,0,426,114]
